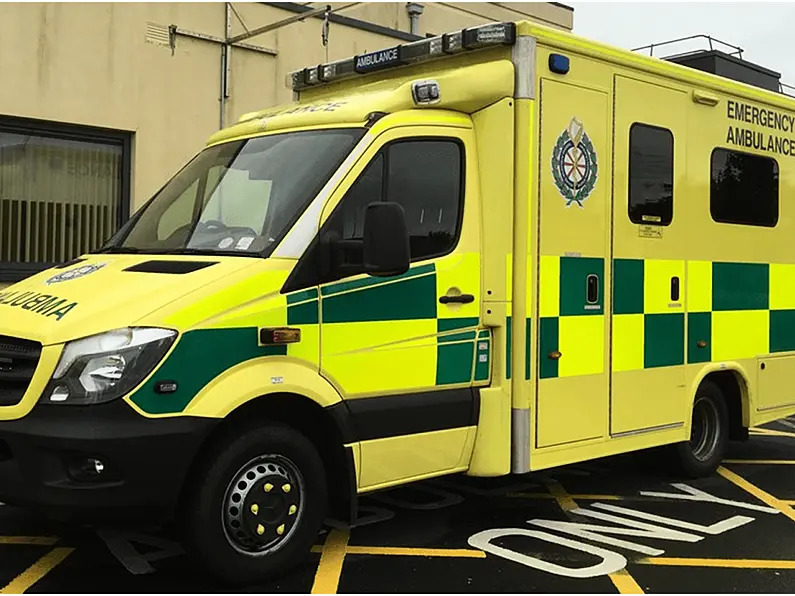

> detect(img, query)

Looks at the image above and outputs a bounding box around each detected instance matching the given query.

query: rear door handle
[439,294,475,305]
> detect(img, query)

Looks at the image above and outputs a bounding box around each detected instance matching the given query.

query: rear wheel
[670,380,729,478]
[180,421,327,586]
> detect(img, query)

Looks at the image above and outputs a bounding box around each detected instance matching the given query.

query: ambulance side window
[710,148,779,227]
[628,123,674,226]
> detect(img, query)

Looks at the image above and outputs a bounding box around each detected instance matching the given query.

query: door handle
[439,294,475,305]
[670,276,680,302]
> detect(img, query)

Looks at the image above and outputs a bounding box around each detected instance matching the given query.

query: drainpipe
[406,2,424,36]
[220,2,231,129]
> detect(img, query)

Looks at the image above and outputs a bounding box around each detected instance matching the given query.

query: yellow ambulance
[0,18,794,585]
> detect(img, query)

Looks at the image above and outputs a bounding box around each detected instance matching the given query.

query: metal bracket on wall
[166,25,277,57]
[163,2,357,129]
[166,9,278,130]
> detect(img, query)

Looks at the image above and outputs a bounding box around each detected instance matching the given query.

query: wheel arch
[181,392,359,528]
[691,363,751,441]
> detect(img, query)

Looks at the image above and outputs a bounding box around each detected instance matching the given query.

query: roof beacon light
[442,30,465,54]
[462,22,516,49]
[400,36,444,62]
[321,58,356,82]
[411,80,441,106]
[305,66,321,85]
[287,21,517,92]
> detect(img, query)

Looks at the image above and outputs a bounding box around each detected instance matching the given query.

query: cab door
[313,123,484,489]
[610,75,688,435]
[535,78,611,448]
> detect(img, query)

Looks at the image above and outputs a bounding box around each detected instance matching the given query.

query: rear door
[610,75,689,436]
[535,78,611,448]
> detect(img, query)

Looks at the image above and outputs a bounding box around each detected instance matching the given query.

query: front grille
[0,335,42,407]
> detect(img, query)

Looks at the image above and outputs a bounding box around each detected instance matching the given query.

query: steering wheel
[191,219,261,250]
[197,220,228,232]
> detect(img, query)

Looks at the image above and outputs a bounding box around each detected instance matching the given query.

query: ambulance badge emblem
[551,117,598,208]
[45,262,107,285]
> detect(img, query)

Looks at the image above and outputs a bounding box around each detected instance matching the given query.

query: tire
[669,380,729,478]
[179,421,328,587]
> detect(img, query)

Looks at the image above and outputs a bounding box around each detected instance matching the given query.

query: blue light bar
[287,21,517,92]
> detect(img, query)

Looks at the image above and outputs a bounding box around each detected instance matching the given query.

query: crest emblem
[551,117,598,208]
[46,262,107,286]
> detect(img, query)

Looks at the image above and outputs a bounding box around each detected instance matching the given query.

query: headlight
[42,327,177,406]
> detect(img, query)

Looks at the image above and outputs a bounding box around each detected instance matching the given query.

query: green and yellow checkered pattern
[612,258,685,372]
[538,255,606,379]
[535,257,795,381]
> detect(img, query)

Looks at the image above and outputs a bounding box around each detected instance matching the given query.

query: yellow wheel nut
[289,505,297,515]
[282,483,291,493]
[277,524,285,536]
[264,483,273,492]
[250,504,259,515]
[256,524,265,535]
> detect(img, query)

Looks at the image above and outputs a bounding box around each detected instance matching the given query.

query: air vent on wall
[145,22,171,47]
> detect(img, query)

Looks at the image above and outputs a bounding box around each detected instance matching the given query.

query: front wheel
[670,380,729,478]
[180,421,328,586]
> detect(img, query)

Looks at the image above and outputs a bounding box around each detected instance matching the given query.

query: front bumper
[0,399,218,523]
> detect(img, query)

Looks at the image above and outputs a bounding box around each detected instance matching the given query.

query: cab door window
[284,137,464,291]
[330,138,464,262]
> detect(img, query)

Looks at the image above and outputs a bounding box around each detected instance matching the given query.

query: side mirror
[362,202,410,277]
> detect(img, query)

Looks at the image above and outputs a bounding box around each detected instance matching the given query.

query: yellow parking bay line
[545,480,578,512]
[0,537,59,546]
[509,491,624,501]
[717,466,795,523]
[311,529,349,595]
[346,546,486,558]
[637,557,795,569]
[724,459,795,465]
[751,427,795,438]
[311,544,486,558]
[609,569,645,594]
[0,547,74,593]
[545,480,645,594]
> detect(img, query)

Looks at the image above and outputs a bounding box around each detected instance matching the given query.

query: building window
[710,148,779,227]
[0,118,131,283]
[628,123,674,226]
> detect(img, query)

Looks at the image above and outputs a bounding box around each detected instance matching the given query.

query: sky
[568,2,795,91]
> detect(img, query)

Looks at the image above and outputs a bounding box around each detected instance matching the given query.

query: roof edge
[549,2,574,12]
[261,2,422,43]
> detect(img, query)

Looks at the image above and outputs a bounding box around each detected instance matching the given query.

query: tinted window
[285,138,464,291]
[328,138,463,262]
[387,141,463,259]
[628,124,674,226]
[710,148,779,227]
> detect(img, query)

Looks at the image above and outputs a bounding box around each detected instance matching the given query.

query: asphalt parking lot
[3,419,795,594]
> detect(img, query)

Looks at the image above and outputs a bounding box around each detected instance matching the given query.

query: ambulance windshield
[100,128,364,256]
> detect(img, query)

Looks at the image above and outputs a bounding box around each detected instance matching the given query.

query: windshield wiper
[91,246,143,254]
[170,248,263,258]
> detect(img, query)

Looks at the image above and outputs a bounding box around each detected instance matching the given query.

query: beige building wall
[0,1,572,286]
